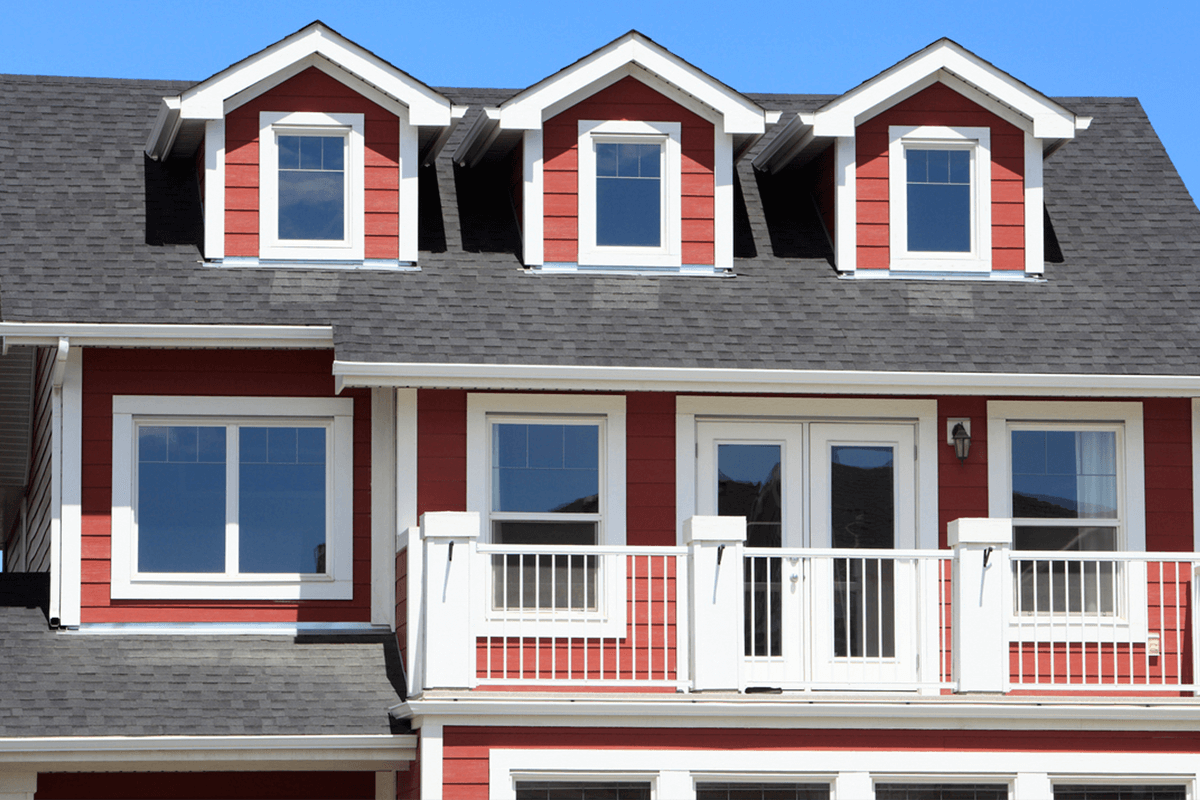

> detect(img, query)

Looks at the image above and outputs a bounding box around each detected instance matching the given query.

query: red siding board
[79,349,371,624]
[223,67,399,259]
[541,76,715,265]
[856,82,1025,271]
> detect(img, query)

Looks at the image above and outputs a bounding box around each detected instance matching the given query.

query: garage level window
[110,396,354,600]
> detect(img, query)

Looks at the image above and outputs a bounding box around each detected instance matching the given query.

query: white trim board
[0,323,334,352]
[332,360,1200,397]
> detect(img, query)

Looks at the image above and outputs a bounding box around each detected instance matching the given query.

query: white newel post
[949,517,1012,693]
[420,511,479,691]
[686,515,746,692]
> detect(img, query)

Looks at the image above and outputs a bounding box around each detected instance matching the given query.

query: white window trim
[259,111,365,261]
[889,125,992,273]
[988,401,1148,641]
[577,120,682,268]
[466,393,626,546]
[111,395,354,600]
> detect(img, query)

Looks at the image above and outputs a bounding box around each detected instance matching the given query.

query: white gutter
[333,360,1200,398]
[397,696,1200,732]
[0,734,416,770]
[0,323,334,353]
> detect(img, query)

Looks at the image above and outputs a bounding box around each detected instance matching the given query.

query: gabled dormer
[146,22,461,269]
[755,38,1092,278]
[454,31,768,274]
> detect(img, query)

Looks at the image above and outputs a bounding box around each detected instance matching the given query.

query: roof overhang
[332,360,1200,398]
[146,21,454,160]
[0,323,334,353]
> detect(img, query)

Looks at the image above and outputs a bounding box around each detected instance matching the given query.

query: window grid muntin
[901,140,976,256]
[276,133,347,242]
[131,415,334,579]
[594,139,664,248]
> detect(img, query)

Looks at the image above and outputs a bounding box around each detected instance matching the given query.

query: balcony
[400,514,1197,698]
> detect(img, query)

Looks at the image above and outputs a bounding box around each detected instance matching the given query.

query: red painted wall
[80,349,372,623]
[417,389,467,516]
[224,67,400,259]
[441,726,1200,798]
[856,82,1024,271]
[937,397,989,548]
[36,772,375,799]
[1145,398,1194,551]
[543,76,715,265]
[626,392,675,546]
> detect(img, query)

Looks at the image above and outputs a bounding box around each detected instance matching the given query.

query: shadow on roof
[144,155,203,250]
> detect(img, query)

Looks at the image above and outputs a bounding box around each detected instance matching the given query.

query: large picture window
[111,396,354,600]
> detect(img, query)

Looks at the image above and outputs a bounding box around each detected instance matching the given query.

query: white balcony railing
[405,513,1200,698]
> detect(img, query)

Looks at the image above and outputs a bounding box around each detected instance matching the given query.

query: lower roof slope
[0,576,403,737]
[1,77,1198,376]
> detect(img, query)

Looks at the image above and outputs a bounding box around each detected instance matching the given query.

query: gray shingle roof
[1,75,1198,375]
[0,576,403,737]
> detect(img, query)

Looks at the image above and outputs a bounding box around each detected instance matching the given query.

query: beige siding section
[5,347,53,572]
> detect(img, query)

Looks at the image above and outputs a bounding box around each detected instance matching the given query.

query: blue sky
[3,0,1197,199]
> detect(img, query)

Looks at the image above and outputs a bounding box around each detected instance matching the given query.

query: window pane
[278,135,344,241]
[596,141,662,247]
[515,782,650,800]
[239,426,326,574]
[1054,787,1185,800]
[830,445,894,549]
[696,784,830,800]
[137,426,226,573]
[717,443,782,548]
[1012,430,1118,519]
[876,786,1008,800]
[906,148,970,253]
[491,423,600,513]
[1014,526,1119,614]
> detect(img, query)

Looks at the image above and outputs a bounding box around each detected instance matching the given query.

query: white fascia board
[179,24,450,127]
[813,40,1078,140]
[145,96,182,160]
[751,113,819,174]
[422,104,469,167]
[332,360,1200,397]
[0,323,333,351]
[499,34,765,134]
[399,696,1200,731]
[0,734,416,769]
[453,107,502,168]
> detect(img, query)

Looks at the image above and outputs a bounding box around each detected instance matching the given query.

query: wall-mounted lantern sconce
[947,418,972,463]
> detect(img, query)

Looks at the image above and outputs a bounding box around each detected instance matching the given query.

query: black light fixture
[951,422,971,463]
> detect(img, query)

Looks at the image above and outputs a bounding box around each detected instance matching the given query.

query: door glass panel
[717,442,783,657]
[830,444,896,658]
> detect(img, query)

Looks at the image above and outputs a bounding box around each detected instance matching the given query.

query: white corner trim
[834,137,856,273]
[109,395,355,600]
[713,121,733,270]
[499,33,764,134]
[371,388,398,628]
[420,722,444,800]
[888,125,992,273]
[465,393,626,545]
[398,104,419,265]
[396,389,419,533]
[987,400,1145,552]
[0,323,334,350]
[1024,131,1045,275]
[204,118,226,261]
[523,129,545,266]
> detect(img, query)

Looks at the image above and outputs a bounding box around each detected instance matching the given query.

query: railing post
[685,515,746,692]
[420,511,479,691]
[949,517,1012,694]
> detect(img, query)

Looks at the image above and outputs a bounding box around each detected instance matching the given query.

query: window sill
[839,269,1043,282]
[111,574,354,601]
[538,262,732,277]
[211,257,419,271]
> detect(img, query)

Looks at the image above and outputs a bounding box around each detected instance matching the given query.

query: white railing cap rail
[743,546,952,560]
[1009,550,1200,563]
[475,543,689,556]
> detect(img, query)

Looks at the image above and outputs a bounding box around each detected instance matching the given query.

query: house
[3,19,1200,799]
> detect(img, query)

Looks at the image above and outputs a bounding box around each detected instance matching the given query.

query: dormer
[145,22,461,269]
[755,39,1092,279]
[454,31,768,274]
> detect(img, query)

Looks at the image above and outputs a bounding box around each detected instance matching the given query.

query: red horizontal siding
[35,772,375,800]
[80,349,372,624]
[542,75,715,265]
[855,82,1025,270]
[417,389,467,516]
[224,66,400,259]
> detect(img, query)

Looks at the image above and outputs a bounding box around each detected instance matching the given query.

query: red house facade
[3,22,1200,800]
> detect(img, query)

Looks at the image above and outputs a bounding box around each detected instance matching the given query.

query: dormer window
[889,125,991,272]
[577,120,681,267]
[259,112,365,260]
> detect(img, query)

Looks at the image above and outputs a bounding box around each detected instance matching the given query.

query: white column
[1014,772,1053,800]
[0,770,36,800]
[375,770,397,800]
[834,771,872,800]
[686,515,746,692]
[421,512,479,690]
[419,721,443,800]
[657,770,694,799]
[371,388,397,628]
[949,517,1012,693]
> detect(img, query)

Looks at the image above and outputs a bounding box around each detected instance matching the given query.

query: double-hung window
[988,402,1146,618]
[259,111,365,260]
[111,396,354,600]
[577,120,681,268]
[889,125,991,272]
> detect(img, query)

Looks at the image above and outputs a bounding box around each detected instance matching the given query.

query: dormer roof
[146,21,455,161]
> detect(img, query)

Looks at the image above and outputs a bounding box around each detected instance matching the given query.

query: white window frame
[889,125,992,273]
[259,111,365,261]
[467,394,626,637]
[988,401,1147,640]
[110,395,354,600]
[577,120,682,268]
